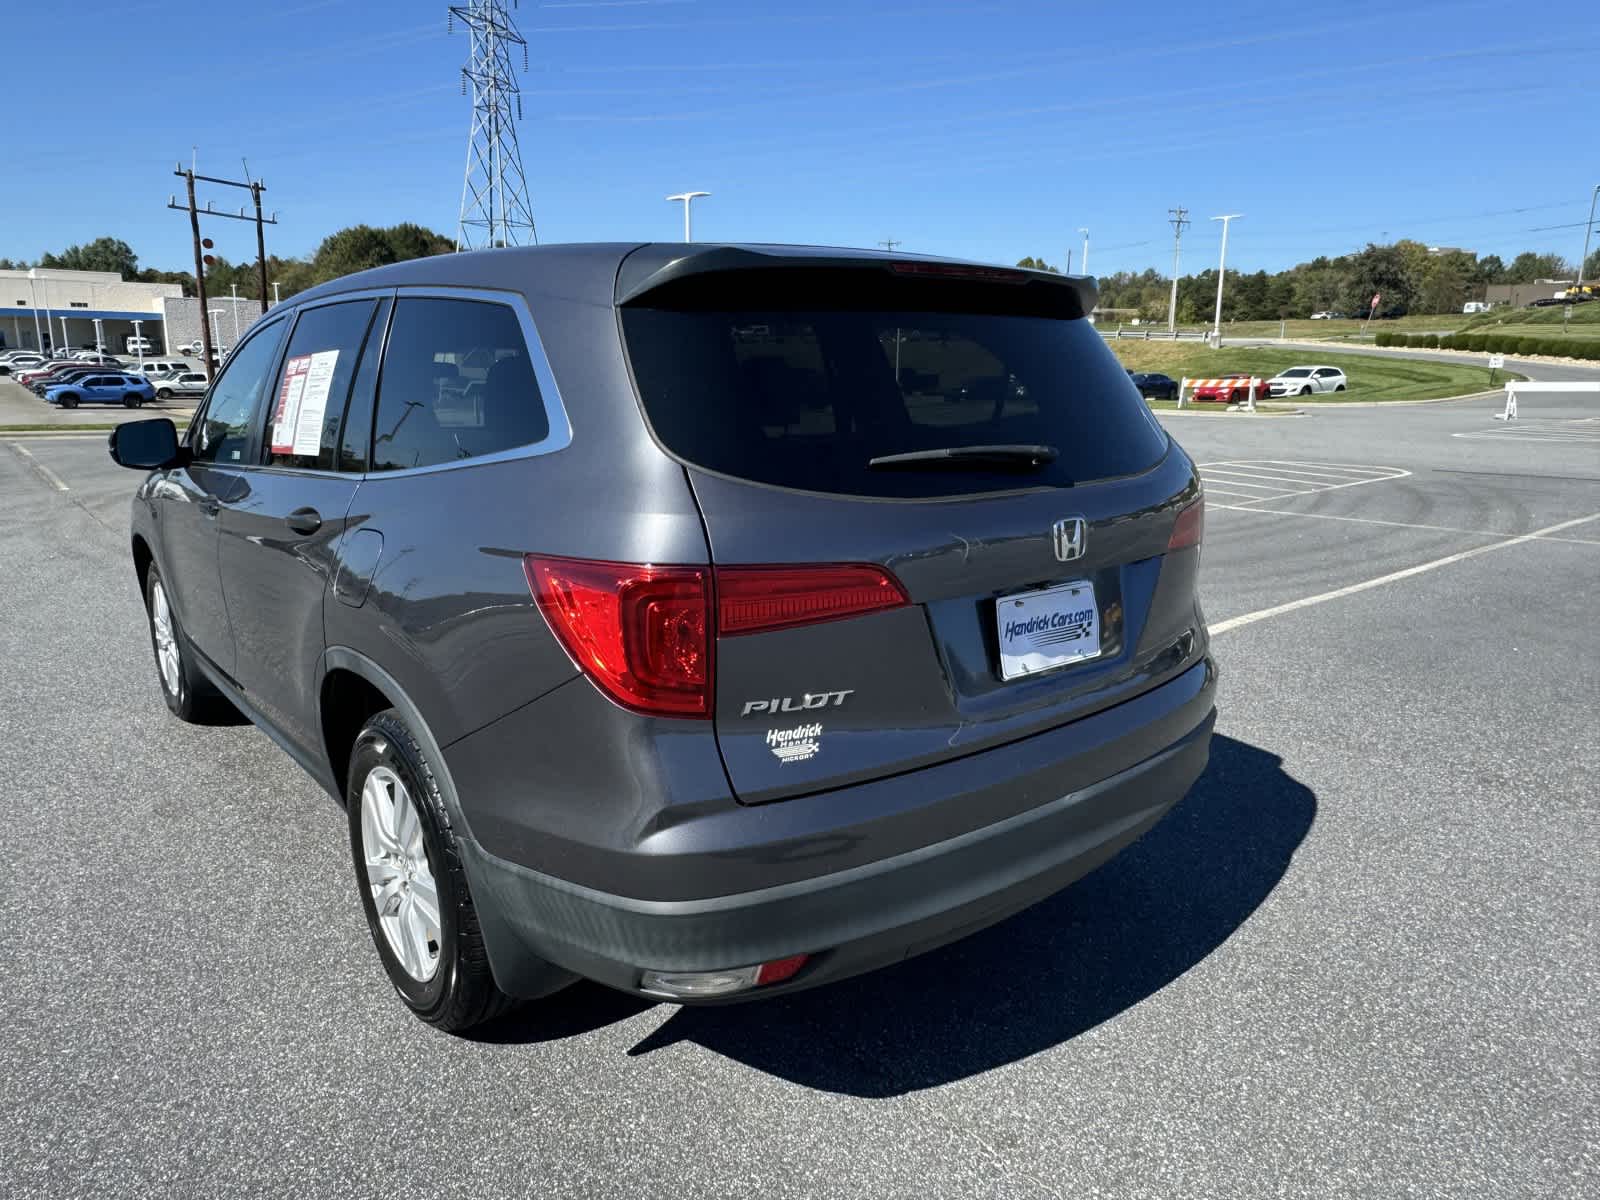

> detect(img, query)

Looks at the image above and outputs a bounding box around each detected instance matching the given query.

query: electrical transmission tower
[449,0,538,250]
[1166,206,1190,333]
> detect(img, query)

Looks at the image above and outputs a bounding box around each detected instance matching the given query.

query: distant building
[1,268,181,353]
[1483,279,1574,308]
[1426,246,1474,257]
[0,267,267,354]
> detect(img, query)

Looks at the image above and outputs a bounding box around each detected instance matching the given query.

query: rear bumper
[460,657,1216,1001]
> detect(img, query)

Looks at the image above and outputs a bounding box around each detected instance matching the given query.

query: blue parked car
[44,372,157,409]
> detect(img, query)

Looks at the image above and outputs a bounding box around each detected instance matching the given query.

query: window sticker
[269,349,339,457]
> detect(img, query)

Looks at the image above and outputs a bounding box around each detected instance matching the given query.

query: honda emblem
[1052,517,1088,562]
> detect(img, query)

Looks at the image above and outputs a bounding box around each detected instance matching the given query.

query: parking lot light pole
[1078,228,1090,276]
[26,269,43,352]
[59,316,71,354]
[1210,214,1242,346]
[229,285,241,342]
[208,309,225,354]
[132,320,145,373]
[1578,183,1600,293]
[665,191,710,242]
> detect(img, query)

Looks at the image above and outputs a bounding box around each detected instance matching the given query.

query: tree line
[0,224,457,302]
[1018,241,1600,322]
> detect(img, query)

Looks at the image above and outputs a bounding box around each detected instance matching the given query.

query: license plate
[996,580,1101,680]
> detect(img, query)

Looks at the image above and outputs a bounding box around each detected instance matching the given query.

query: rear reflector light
[641,954,811,998]
[525,556,712,718]
[889,261,1028,284]
[1167,496,1204,551]
[718,564,909,637]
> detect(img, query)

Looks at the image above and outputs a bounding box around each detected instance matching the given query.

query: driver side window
[191,320,287,464]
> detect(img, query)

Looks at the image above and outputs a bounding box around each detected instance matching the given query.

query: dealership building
[0,267,264,355]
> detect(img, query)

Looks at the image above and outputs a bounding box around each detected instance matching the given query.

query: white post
[1078,227,1090,276]
[92,318,104,354]
[26,269,43,351]
[1177,378,1190,409]
[272,281,281,306]
[1211,213,1242,346]
[132,320,145,373]
[208,308,224,355]
[59,315,70,353]
[230,285,240,342]
[1497,383,1519,421]
[665,191,710,242]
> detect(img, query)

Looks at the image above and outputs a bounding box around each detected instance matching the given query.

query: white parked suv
[1268,365,1347,396]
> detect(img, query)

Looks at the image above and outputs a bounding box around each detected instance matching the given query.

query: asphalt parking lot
[2,381,1597,1198]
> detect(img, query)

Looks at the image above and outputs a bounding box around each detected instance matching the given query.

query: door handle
[286,507,323,535]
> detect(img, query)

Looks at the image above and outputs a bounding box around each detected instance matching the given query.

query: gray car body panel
[125,241,1215,1002]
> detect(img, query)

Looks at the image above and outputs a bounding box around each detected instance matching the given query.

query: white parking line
[6,441,69,491]
[1454,424,1600,444]
[1206,501,1600,545]
[1208,512,1600,636]
[1199,460,1410,505]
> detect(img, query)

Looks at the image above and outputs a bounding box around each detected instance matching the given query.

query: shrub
[1420,334,1440,349]
[1484,335,1508,354]
[1374,331,1394,347]
[1441,334,1464,350]
[1517,337,1544,356]
[1465,334,1487,352]
[1392,333,1414,348]
[1581,341,1600,361]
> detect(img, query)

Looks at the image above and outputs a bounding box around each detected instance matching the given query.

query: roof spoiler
[615,245,1097,318]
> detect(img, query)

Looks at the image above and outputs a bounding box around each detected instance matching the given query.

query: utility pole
[177,166,215,379]
[1577,183,1600,294]
[1167,206,1190,334]
[1078,228,1090,276]
[1210,214,1242,346]
[878,238,901,252]
[666,191,710,242]
[170,161,279,376]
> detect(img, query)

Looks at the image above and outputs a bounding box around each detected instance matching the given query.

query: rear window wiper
[867,443,1061,471]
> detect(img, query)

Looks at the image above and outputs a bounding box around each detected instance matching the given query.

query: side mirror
[108,417,188,470]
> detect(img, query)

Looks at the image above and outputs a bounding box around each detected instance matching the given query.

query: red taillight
[717,564,909,637]
[524,556,712,718]
[1168,496,1205,551]
[754,954,810,986]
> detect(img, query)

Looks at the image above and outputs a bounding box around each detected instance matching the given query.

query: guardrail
[1105,327,1210,341]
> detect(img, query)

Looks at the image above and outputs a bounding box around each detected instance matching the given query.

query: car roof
[284,241,1100,314]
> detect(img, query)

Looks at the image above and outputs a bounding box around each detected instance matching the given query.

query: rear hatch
[618,249,1204,803]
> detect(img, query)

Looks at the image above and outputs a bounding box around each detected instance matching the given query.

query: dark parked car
[1128,371,1179,401]
[108,244,1215,1031]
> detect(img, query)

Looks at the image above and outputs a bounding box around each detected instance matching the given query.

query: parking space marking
[1205,501,1600,545]
[6,440,69,492]
[1208,511,1600,636]
[1454,422,1600,444]
[1199,460,1411,505]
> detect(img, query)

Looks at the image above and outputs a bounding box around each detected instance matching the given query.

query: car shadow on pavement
[481,734,1315,1095]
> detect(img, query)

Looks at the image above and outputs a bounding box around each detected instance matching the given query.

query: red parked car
[1189,373,1268,404]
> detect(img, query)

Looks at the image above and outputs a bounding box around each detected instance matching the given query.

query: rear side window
[622,298,1167,498]
[263,298,379,470]
[370,298,548,472]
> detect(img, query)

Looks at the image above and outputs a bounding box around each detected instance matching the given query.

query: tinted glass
[338,297,391,473]
[263,299,378,470]
[622,304,1167,497]
[1280,369,1311,377]
[191,319,285,465]
[370,298,547,472]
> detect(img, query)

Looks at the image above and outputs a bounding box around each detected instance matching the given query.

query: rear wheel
[347,709,524,1032]
[1335,383,1346,392]
[58,393,78,409]
[123,394,143,408]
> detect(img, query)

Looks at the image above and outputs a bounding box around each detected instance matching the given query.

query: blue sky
[7,0,1597,276]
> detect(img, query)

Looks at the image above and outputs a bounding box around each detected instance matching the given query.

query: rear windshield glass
[622,302,1167,497]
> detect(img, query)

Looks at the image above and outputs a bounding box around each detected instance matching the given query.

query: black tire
[1335,383,1346,392]
[144,564,230,722]
[59,393,78,409]
[1300,387,1312,397]
[347,709,521,1032]
[156,388,172,400]
[124,394,142,408]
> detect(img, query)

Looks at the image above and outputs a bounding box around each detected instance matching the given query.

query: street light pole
[665,191,710,242]
[26,269,42,352]
[1210,214,1243,345]
[1577,183,1600,293]
[229,284,241,343]
[1078,228,1090,276]
[272,281,281,306]
[208,309,225,357]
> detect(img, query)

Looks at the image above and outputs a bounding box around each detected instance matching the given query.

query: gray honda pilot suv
[109,243,1215,1031]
